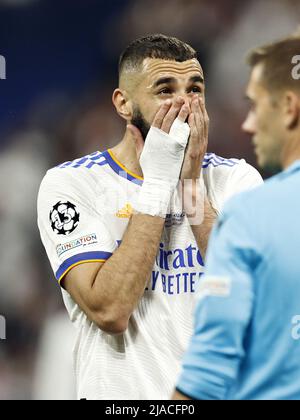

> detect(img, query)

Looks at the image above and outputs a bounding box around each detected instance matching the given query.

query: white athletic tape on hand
[169,118,190,147]
[135,118,190,218]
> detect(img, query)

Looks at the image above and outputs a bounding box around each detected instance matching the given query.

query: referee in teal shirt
[174,31,300,400]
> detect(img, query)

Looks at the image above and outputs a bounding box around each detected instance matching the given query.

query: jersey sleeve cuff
[176,372,216,401]
[55,251,113,284]
[176,361,231,401]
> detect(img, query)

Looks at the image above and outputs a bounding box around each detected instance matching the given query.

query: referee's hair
[246,27,300,93]
[119,34,197,78]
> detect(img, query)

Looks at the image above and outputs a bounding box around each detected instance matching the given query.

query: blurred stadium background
[0,0,299,400]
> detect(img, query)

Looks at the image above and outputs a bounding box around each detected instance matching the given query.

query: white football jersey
[37,149,263,400]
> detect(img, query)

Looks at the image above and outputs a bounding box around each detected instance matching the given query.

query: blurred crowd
[0,0,299,399]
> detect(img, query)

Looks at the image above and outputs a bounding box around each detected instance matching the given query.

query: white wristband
[136,179,176,218]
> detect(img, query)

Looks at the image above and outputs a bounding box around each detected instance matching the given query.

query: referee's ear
[282,91,300,130]
[112,89,133,122]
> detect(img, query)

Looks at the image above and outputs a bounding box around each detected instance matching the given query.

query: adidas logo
[116,203,133,219]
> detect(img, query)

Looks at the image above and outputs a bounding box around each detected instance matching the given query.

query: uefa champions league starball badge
[50,201,80,236]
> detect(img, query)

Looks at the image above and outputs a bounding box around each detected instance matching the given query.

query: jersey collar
[102,149,144,186]
[281,160,300,178]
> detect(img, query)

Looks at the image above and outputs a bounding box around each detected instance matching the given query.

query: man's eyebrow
[153,77,177,88]
[153,74,204,88]
[189,75,204,84]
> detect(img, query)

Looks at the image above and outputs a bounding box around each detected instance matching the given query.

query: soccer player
[37,34,262,400]
[174,31,300,400]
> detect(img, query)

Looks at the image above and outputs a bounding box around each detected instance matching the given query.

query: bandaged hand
[135,98,190,218]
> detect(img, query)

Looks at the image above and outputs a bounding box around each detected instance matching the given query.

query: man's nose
[242,112,256,135]
[175,94,196,111]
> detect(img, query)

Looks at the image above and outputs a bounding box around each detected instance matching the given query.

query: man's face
[242,64,285,172]
[130,58,205,140]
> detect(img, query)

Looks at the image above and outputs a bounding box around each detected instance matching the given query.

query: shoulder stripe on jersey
[203,153,239,164]
[56,251,113,284]
[202,153,239,169]
[56,150,240,174]
[202,161,237,169]
[57,152,109,170]
[85,160,108,169]
[58,161,73,168]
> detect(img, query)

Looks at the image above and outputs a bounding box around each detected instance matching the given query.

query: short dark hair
[119,34,197,78]
[246,29,300,92]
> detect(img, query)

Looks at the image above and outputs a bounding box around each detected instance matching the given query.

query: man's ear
[112,89,133,122]
[283,91,300,129]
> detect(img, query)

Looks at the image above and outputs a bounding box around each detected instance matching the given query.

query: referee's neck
[281,136,300,170]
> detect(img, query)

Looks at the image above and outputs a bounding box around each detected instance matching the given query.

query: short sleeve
[37,169,116,284]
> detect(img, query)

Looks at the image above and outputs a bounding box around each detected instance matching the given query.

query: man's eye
[190,86,202,93]
[158,88,172,95]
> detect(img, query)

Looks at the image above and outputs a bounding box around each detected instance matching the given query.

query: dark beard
[131,106,151,142]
